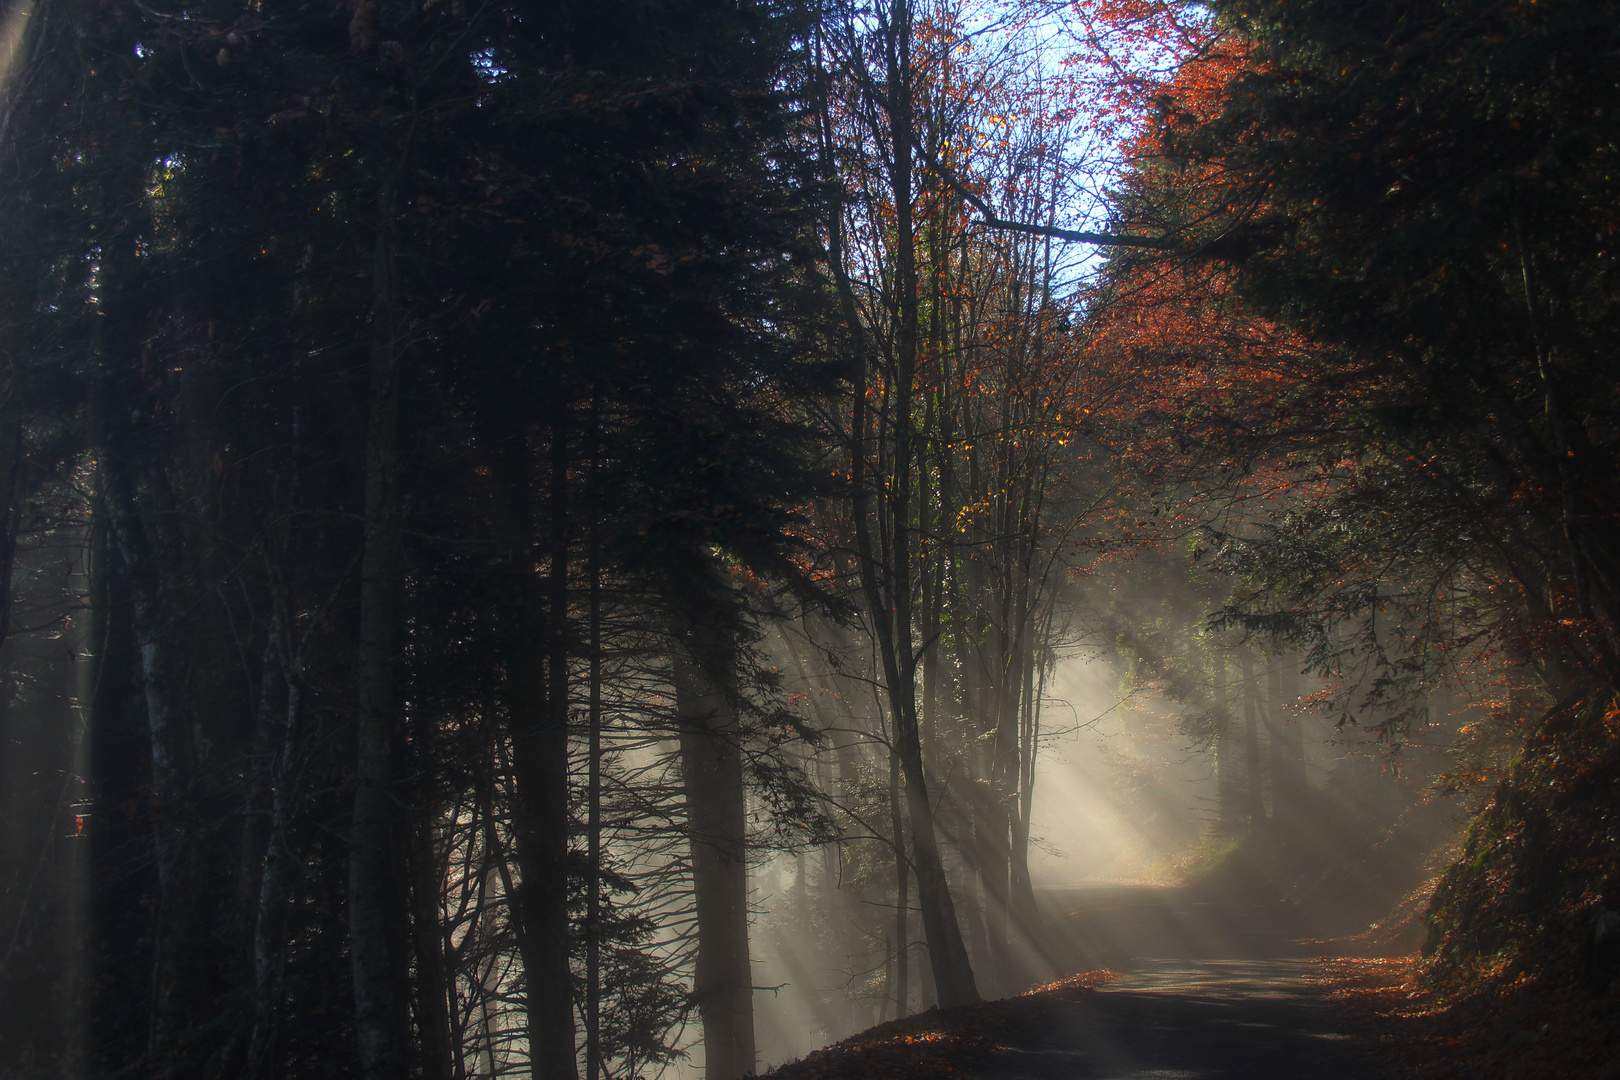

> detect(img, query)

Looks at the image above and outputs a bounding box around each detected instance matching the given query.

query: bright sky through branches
[925,1,1212,282]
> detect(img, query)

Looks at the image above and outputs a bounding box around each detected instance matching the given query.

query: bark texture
[674,617,755,1080]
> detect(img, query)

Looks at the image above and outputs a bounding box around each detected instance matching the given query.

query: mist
[0,0,1609,1077]
[741,630,1464,1075]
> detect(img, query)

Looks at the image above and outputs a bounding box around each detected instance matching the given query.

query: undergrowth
[1327,692,1620,1079]
[1153,832,1240,885]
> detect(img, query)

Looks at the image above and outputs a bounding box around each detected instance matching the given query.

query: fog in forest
[0,502,1473,1080]
[748,655,1205,1071]
[0,0,1613,1077]
[739,645,1464,1074]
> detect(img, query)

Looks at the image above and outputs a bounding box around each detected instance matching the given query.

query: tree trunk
[349,188,412,1080]
[674,616,755,1080]
[977,800,1010,995]
[504,411,577,1080]
[981,655,1013,992]
[408,759,454,1080]
[86,508,155,1070]
[247,603,299,1077]
[893,0,979,998]
[830,667,872,1024]
[97,464,205,1077]
[816,0,978,1005]
[986,546,1035,988]
[862,529,980,1007]
[888,747,909,1019]
[1007,624,1042,969]
[585,411,604,1080]
[89,218,208,1069]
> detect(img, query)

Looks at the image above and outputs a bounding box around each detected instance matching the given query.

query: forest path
[967,885,1385,1080]
[974,959,1374,1080]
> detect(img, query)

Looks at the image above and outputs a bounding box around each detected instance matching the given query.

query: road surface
[971,886,1384,1080]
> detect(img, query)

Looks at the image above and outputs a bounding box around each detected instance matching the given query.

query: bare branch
[933,158,1176,250]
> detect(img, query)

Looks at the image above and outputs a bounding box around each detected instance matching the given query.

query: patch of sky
[470,47,509,84]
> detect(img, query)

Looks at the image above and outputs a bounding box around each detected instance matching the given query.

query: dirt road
[971,885,1385,1080]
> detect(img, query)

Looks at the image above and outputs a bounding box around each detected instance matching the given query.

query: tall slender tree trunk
[542,411,577,1080]
[982,636,1014,991]
[504,410,577,1080]
[61,530,93,1080]
[90,219,208,1068]
[828,665,873,1023]
[248,600,300,1078]
[919,457,941,783]
[86,498,154,1070]
[674,616,755,1080]
[978,799,1011,993]
[952,539,989,976]
[584,402,605,1080]
[408,722,454,1080]
[888,747,909,1019]
[103,494,199,1063]
[986,537,1035,987]
[350,188,412,1080]
[247,266,314,1080]
[819,4,978,1002]
[1007,615,1042,969]
[860,515,979,1007]
[893,2,978,1004]
[474,729,521,1080]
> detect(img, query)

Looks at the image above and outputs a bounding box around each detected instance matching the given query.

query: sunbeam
[0,1,32,120]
